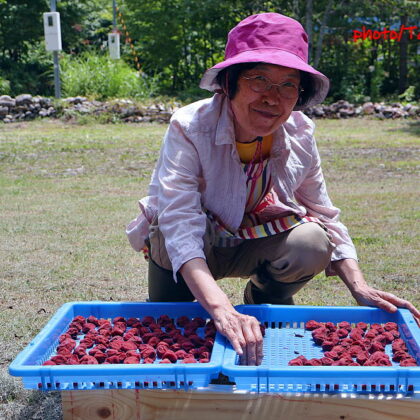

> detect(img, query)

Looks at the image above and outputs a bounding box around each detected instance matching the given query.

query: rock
[64,96,87,105]
[15,94,33,105]
[39,108,49,117]
[0,95,15,107]
[408,106,419,116]
[312,106,325,117]
[362,102,375,115]
[0,106,8,115]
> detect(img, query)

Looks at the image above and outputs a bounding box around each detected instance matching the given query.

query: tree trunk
[314,0,334,67]
[398,14,408,94]
[305,0,313,63]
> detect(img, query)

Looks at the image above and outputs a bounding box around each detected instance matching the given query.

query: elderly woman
[127,13,419,365]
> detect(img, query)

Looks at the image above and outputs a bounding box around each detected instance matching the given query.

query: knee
[269,223,333,280]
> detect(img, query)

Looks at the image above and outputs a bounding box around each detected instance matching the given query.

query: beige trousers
[147,218,334,304]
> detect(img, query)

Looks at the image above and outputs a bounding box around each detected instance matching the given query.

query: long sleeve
[294,134,358,271]
[157,119,207,281]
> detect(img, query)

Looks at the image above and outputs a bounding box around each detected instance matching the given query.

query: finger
[242,318,258,365]
[250,320,264,365]
[378,292,420,318]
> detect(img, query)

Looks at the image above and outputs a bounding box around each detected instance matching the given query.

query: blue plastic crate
[9,302,225,391]
[221,305,420,393]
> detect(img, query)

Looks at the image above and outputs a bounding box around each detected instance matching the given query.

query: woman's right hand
[213,307,264,365]
[180,258,264,365]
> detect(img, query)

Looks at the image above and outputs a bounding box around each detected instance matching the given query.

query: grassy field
[0,117,419,418]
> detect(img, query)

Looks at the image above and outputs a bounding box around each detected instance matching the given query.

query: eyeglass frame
[241,75,304,99]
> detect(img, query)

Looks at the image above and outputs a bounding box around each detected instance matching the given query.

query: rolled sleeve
[157,119,207,281]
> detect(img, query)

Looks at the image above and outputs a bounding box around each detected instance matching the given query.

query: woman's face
[230,64,300,142]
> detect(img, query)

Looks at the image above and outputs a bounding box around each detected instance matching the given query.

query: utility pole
[50,0,61,98]
[113,0,117,30]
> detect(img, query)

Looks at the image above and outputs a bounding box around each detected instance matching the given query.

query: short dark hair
[216,62,315,109]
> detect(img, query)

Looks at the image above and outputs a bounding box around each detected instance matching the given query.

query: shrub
[61,51,159,100]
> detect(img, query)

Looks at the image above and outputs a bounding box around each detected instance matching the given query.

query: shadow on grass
[386,120,420,137]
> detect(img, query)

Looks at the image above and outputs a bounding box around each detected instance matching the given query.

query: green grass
[0,117,419,418]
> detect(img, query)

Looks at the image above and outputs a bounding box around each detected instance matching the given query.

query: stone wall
[0,94,418,124]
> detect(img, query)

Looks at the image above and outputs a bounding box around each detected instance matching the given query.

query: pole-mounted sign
[43,1,61,98]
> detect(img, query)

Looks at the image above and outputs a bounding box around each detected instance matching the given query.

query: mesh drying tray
[221,305,420,393]
[9,301,225,391]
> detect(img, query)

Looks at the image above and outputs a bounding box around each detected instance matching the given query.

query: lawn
[0,117,419,418]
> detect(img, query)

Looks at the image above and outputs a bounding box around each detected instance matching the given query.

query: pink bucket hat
[199,13,329,108]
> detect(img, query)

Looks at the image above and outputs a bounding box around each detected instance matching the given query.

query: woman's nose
[261,87,281,105]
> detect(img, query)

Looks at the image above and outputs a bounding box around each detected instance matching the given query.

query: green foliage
[0,76,11,95]
[60,51,159,99]
[398,86,416,103]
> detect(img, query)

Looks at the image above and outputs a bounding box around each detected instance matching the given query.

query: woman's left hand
[351,285,420,321]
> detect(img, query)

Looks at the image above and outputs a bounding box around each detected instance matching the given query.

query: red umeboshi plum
[400,358,418,366]
[162,350,177,363]
[176,316,190,328]
[159,359,172,364]
[157,314,172,326]
[43,360,56,366]
[369,341,385,354]
[321,341,335,351]
[127,317,139,327]
[370,324,384,333]
[365,329,379,340]
[175,350,189,360]
[140,348,156,360]
[305,320,322,330]
[124,356,140,364]
[288,358,304,366]
[181,341,194,352]
[337,328,349,339]
[199,358,210,363]
[106,355,121,364]
[79,355,99,364]
[109,340,123,351]
[324,351,339,360]
[141,316,155,327]
[172,343,182,351]
[142,357,155,364]
[349,328,364,341]
[93,351,107,363]
[392,351,410,362]
[192,317,206,328]
[320,357,334,366]
[356,322,368,331]
[182,358,197,364]
[338,321,351,331]
[384,322,398,331]
[121,341,138,352]
[157,344,169,358]
[305,358,322,366]
[356,351,369,365]
[81,323,97,334]
[325,322,336,332]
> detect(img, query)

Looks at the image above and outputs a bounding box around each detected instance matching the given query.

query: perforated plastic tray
[9,302,225,391]
[221,305,420,393]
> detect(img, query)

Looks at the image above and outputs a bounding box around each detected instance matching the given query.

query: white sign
[43,12,62,51]
[108,33,120,59]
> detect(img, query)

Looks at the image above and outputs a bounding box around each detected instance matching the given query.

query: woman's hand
[213,307,263,365]
[351,285,420,320]
[180,257,264,365]
[332,258,420,322]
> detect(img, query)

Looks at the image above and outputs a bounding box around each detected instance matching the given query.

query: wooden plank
[62,389,420,420]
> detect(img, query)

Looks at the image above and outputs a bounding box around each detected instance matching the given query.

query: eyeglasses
[241,75,303,99]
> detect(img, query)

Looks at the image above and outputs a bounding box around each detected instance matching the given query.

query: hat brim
[199,48,329,109]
